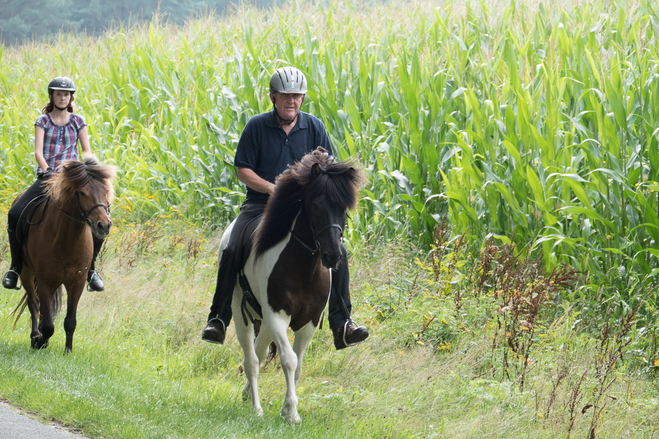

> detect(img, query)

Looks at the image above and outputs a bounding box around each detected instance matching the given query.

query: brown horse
[13,157,116,353]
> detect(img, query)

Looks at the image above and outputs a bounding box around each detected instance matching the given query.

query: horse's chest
[263,245,331,328]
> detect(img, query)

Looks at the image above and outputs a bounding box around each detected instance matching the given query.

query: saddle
[234,215,264,326]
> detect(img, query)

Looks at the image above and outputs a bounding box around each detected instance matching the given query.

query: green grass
[0,221,658,438]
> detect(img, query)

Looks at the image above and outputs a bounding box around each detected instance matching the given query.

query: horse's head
[303,158,362,269]
[46,156,117,239]
[254,149,366,267]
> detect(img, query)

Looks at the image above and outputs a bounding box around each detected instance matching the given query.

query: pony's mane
[46,156,117,203]
[254,149,366,257]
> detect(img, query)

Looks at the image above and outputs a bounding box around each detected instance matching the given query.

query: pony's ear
[311,163,321,179]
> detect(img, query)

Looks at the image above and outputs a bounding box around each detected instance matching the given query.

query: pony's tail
[9,280,62,328]
[51,286,62,320]
[10,292,29,330]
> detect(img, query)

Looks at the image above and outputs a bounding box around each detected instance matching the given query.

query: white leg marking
[292,322,317,385]
[266,311,301,423]
[232,282,263,416]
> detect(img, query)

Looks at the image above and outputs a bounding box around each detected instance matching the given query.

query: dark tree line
[0,0,273,45]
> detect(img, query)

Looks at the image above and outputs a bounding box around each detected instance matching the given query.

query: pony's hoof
[281,407,301,424]
[31,335,46,349]
[283,412,301,424]
[255,407,264,417]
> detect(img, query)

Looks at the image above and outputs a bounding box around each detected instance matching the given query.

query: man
[201,66,369,350]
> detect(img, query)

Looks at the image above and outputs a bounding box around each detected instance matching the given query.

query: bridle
[291,204,344,255]
[76,192,111,226]
[57,191,111,226]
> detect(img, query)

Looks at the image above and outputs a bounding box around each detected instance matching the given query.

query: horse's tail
[51,286,62,320]
[10,293,29,330]
[9,280,62,328]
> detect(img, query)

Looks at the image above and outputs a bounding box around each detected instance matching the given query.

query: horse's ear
[311,163,321,179]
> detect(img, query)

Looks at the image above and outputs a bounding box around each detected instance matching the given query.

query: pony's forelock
[46,156,117,203]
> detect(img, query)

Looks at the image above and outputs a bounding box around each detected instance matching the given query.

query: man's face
[271,92,304,121]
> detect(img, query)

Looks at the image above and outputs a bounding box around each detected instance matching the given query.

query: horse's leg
[254,324,273,365]
[268,312,301,424]
[63,279,85,353]
[292,322,317,385]
[21,270,41,348]
[232,291,263,416]
[35,284,55,349]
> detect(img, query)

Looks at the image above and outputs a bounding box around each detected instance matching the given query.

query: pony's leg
[21,270,40,348]
[292,322,317,385]
[35,285,55,349]
[268,312,301,424]
[254,324,273,365]
[63,279,85,353]
[232,292,263,416]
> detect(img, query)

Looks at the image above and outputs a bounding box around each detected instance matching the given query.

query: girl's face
[52,90,72,108]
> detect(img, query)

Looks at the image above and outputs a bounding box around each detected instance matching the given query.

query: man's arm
[237,167,275,196]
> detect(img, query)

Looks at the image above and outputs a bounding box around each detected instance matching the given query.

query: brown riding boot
[333,320,369,350]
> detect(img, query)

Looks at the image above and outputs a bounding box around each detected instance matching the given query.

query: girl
[3,76,105,291]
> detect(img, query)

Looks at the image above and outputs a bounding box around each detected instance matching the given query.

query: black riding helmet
[48,76,76,94]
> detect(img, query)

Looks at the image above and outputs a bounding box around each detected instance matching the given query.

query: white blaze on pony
[223,149,365,423]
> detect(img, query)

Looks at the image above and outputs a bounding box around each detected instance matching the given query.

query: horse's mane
[254,148,366,258]
[45,156,117,203]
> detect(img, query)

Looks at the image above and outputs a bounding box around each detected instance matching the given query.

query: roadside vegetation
[1,219,658,438]
[1,0,659,437]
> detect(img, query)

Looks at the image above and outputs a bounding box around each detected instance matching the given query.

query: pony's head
[46,156,117,239]
[255,148,366,269]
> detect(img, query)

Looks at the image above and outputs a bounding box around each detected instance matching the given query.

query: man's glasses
[277,93,305,102]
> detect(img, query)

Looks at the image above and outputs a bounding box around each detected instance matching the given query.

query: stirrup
[342,319,362,347]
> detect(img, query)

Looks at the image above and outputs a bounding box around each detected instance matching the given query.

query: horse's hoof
[281,407,301,424]
[283,412,301,424]
[255,407,264,417]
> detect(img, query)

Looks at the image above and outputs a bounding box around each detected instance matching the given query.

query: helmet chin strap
[273,99,303,127]
[53,104,69,111]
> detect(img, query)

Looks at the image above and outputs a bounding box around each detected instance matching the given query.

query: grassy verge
[0,220,658,438]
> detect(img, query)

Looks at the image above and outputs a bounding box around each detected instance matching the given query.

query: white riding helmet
[269,67,307,94]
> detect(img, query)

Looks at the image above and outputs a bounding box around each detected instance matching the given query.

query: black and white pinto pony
[222,149,365,423]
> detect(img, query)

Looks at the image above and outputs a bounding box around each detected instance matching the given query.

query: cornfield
[1,0,659,279]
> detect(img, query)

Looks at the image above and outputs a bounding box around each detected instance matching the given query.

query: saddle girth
[239,269,263,326]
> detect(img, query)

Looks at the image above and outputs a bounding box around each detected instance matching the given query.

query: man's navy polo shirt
[234,110,334,204]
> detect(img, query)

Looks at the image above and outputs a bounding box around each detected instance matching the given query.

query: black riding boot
[329,245,369,350]
[87,237,105,292]
[2,228,22,290]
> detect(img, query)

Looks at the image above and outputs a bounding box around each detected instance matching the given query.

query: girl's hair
[42,92,75,114]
